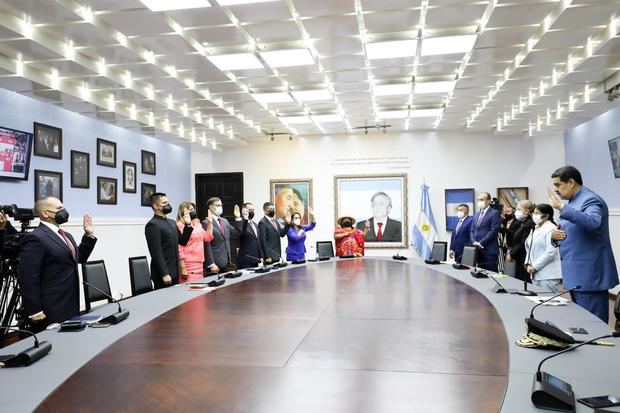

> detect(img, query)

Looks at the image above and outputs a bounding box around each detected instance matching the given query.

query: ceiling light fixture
[421,35,477,56]
[259,49,314,67]
[252,92,293,104]
[207,53,263,71]
[291,89,332,101]
[366,40,418,60]
[140,0,211,11]
[374,84,412,96]
[414,81,456,94]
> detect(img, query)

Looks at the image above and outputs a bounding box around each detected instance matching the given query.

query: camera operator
[0,210,17,252]
[18,197,97,331]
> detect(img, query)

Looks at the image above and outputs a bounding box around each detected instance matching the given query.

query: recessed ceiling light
[253,92,293,104]
[140,0,210,11]
[420,35,477,56]
[311,114,343,123]
[366,40,417,60]
[378,110,409,119]
[411,108,444,118]
[279,115,312,124]
[414,81,456,94]
[292,89,332,101]
[207,53,263,71]
[259,49,314,67]
[374,83,412,96]
[217,0,277,5]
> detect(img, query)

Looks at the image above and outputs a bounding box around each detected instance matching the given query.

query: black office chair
[316,241,334,260]
[81,260,113,312]
[129,256,153,297]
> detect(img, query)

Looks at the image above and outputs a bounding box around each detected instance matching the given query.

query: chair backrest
[461,245,477,267]
[316,241,334,258]
[503,258,517,277]
[81,260,113,312]
[430,241,448,262]
[129,256,153,297]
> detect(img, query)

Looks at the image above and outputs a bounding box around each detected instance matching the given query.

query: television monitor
[430,241,447,262]
[0,125,33,180]
[608,136,620,179]
[461,245,477,268]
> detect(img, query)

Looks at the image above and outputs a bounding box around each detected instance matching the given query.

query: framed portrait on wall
[141,183,156,207]
[497,187,529,209]
[608,136,620,178]
[70,150,90,189]
[97,177,117,205]
[141,150,156,175]
[34,169,62,201]
[269,178,313,225]
[123,161,137,193]
[445,188,475,231]
[33,122,62,159]
[334,173,408,249]
[97,138,116,168]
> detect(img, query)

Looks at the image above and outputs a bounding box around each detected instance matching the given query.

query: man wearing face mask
[469,192,502,272]
[258,202,290,264]
[449,204,473,263]
[548,165,618,322]
[145,192,193,289]
[203,197,240,274]
[18,197,97,330]
[233,202,265,269]
[506,199,536,282]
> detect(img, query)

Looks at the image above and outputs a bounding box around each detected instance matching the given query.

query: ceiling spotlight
[289,135,293,141]
[270,135,274,142]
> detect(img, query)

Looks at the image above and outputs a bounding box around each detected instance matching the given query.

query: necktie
[270,219,277,230]
[455,219,463,234]
[477,210,486,227]
[218,218,225,236]
[376,222,383,241]
[249,221,257,236]
[58,228,77,261]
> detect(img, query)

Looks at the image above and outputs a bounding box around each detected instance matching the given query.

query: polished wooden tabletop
[37,260,508,413]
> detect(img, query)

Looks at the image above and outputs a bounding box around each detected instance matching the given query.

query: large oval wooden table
[37,260,509,412]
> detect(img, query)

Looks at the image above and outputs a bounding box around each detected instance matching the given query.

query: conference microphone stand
[0,325,52,367]
[82,281,129,324]
[244,254,273,272]
[526,285,581,344]
[265,246,288,268]
[209,250,241,280]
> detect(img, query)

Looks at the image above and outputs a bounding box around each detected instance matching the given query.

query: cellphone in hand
[577,395,620,408]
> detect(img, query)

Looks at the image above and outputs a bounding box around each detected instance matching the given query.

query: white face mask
[477,200,486,209]
[532,214,543,225]
[214,206,223,216]
[293,218,301,226]
[514,210,525,221]
[456,211,465,219]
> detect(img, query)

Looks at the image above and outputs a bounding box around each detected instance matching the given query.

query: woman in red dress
[334,216,369,257]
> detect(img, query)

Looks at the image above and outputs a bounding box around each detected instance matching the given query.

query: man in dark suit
[204,197,239,273]
[18,197,97,330]
[258,202,290,263]
[449,204,473,263]
[145,192,193,289]
[355,191,402,242]
[469,192,502,272]
[232,202,264,269]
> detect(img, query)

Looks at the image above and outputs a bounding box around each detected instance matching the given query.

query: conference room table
[1,258,619,412]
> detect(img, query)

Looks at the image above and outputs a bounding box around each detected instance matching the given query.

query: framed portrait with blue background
[445,188,474,231]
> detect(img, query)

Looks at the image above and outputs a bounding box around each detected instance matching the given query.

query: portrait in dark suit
[355,191,402,242]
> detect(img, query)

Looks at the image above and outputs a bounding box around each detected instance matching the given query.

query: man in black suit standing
[145,192,193,289]
[233,202,264,269]
[356,191,402,242]
[258,202,290,264]
[204,197,240,273]
[469,192,502,272]
[18,197,97,330]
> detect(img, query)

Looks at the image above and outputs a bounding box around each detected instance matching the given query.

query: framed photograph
[97,177,117,205]
[445,188,475,231]
[97,138,116,168]
[608,136,620,178]
[334,173,408,249]
[70,150,90,189]
[33,122,62,159]
[141,150,156,175]
[497,187,529,209]
[141,183,156,207]
[123,161,137,193]
[34,169,63,201]
[270,178,313,225]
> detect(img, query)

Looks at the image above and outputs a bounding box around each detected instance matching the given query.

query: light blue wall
[565,105,620,208]
[0,88,191,217]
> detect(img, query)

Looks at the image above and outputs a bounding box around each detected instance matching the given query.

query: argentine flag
[412,184,438,259]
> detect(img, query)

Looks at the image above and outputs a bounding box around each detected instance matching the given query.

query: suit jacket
[557,186,619,291]
[204,216,239,270]
[469,207,501,256]
[507,216,535,282]
[145,215,193,289]
[18,224,97,324]
[232,219,264,269]
[449,216,473,262]
[355,217,402,242]
[258,216,289,262]
[501,218,522,249]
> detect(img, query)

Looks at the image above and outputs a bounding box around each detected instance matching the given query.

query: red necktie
[377,222,383,241]
[58,228,77,261]
[271,219,277,230]
[218,218,225,236]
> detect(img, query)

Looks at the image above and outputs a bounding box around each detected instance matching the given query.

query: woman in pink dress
[176,202,214,283]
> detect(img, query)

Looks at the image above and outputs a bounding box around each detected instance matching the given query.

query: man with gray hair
[356,191,402,242]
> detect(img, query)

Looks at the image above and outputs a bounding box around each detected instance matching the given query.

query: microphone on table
[244,254,272,273]
[82,281,130,324]
[451,253,468,270]
[526,285,581,344]
[468,261,499,279]
[265,246,288,268]
[0,325,52,367]
[208,250,239,280]
[392,249,407,261]
[531,331,620,412]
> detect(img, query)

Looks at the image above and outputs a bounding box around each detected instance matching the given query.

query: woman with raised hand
[176,202,214,282]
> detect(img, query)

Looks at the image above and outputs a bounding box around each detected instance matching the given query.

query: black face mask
[53,208,69,225]
[248,211,255,220]
[267,209,275,218]
[342,220,352,228]
[162,204,173,215]
[505,214,514,220]
[189,211,198,220]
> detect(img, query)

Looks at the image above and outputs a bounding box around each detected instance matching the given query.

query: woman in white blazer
[525,203,562,292]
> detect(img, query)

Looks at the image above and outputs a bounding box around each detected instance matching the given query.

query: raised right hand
[233,205,241,218]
